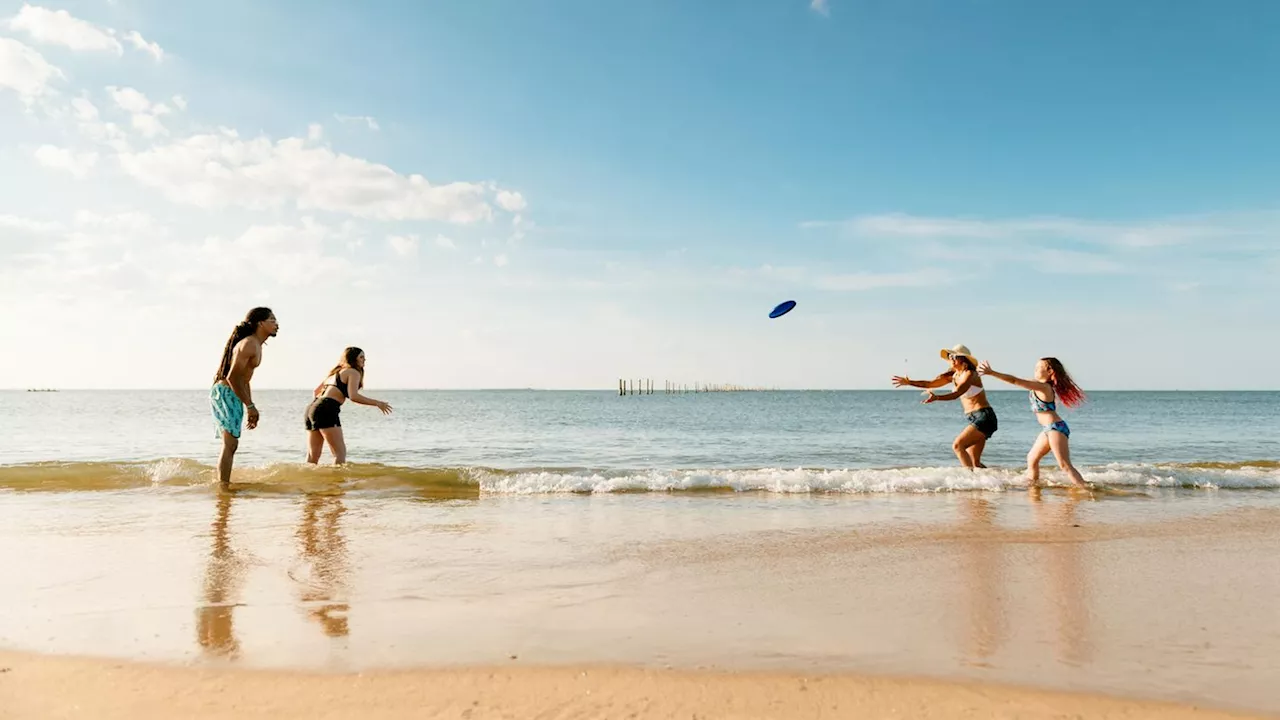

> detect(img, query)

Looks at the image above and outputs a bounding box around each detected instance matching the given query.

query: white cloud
[107,85,152,113]
[334,114,379,131]
[75,111,128,149]
[388,234,418,257]
[171,95,187,111]
[123,30,163,62]
[33,144,98,177]
[73,210,160,234]
[509,213,531,243]
[106,86,169,137]
[0,209,167,303]
[435,234,456,250]
[810,212,1255,249]
[0,37,63,99]
[130,112,166,137]
[307,123,324,142]
[493,253,509,267]
[810,0,830,16]
[495,190,527,213]
[3,215,375,310]
[0,214,62,234]
[70,96,98,121]
[167,219,366,289]
[116,131,514,223]
[7,4,122,54]
[6,5,165,61]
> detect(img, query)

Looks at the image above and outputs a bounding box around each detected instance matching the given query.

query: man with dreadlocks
[210,307,279,486]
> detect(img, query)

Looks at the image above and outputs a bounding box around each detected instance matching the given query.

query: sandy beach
[0,650,1268,720]
[3,484,1280,718]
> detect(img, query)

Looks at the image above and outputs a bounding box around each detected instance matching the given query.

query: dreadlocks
[213,307,273,384]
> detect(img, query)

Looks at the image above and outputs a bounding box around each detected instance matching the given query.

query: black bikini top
[327,370,351,398]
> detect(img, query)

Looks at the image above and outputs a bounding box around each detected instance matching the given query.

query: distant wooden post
[619,379,623,396]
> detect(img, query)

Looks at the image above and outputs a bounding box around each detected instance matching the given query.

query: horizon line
[6,387,1279,393]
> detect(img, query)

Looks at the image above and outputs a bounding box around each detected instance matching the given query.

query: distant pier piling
[618,379,775,396]
[618,379,655,396]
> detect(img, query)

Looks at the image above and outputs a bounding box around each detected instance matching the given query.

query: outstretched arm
[977,361,1051,393]
[892,371,954,389]
[343,370,393,415]
[925,373,974,402]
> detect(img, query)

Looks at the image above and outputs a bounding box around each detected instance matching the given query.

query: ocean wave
[0,459,1277,495]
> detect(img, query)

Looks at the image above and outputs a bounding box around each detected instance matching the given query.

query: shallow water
[3,389,1279,472]
[2,390,1278,494]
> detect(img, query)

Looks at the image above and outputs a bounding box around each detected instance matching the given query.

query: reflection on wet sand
[960,497,1007,666]
[196,490,244,659]
[294,492,350,639]
[958,490,1095,670]
[1031,488,1093,666]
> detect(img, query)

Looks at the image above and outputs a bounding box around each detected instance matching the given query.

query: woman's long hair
[325,347,364,391]
[213,307,273,384]
[1042,357,1086,408]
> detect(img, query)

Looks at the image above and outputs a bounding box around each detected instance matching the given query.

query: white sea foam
[474,463,1280,494]
[4,459,1276,494]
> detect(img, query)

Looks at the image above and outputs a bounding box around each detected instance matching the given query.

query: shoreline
[0,650,1269,720]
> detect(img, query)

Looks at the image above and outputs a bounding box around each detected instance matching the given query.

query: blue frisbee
[769,300,797,319]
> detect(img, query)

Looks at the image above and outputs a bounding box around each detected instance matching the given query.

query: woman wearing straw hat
[891,344,997,469]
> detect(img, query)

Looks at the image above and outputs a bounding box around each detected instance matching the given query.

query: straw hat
[939,344,977,363]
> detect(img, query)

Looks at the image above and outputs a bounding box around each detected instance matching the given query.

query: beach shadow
[1029,488,1094,666]
[294,492,351,638]
[196,488,245,659]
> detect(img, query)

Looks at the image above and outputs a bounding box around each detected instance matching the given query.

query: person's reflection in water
[1030,487,1093,666]
[295,491,350,638]
[196,488,244,659]
[960,496,1008,667]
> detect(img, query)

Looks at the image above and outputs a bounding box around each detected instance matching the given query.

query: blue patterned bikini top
[1029,390,1056,413]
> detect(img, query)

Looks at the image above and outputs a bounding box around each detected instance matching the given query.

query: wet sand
[2,487,1279,717]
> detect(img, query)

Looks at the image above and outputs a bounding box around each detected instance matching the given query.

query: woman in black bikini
[305,347,393,465]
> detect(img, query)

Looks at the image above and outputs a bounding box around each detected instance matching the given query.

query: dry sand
[0,650,1269,720]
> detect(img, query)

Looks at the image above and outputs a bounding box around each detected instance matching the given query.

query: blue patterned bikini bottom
[1041,420,1070,437]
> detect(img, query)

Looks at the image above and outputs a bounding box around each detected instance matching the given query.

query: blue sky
[1,0,1278,389]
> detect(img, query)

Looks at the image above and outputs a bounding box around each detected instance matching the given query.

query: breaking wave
[0,459,1276,495]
